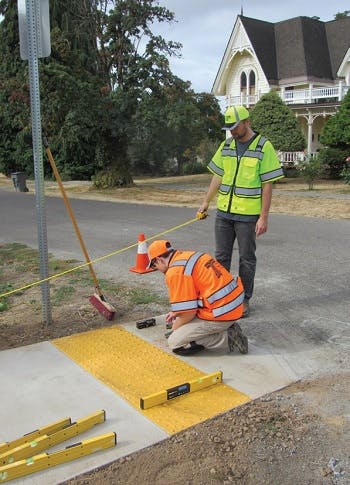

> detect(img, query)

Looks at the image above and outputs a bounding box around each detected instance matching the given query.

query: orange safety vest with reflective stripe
[165,250,244,321]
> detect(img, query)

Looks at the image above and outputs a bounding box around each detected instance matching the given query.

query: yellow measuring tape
[0,216,202,299]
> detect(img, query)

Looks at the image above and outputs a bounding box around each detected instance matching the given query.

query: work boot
[228,323,248,354]
[242,301,250,318]
[173,341,205,356]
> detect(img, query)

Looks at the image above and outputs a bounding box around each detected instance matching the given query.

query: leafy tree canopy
[318,89,350,179]
[320,89,350,148]
[0,0,223,185]
[334,11,350,19]
[249,91,306,152]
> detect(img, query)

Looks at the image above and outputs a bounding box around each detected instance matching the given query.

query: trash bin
[11,172,29,192]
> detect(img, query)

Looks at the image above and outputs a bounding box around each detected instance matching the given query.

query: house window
[240,72,247,94]
[249,70,256,95]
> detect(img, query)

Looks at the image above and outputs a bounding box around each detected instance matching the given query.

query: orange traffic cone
[129,233,155,274]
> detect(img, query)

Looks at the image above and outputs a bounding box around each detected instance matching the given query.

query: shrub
[283,166,299,178]
[183,160,207,175]
[297,156,323,190]
[340,167,350,185]
[318,147,348,179]
[92,169,134,189]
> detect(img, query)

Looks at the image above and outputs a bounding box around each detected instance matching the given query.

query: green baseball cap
[222,105,250,130]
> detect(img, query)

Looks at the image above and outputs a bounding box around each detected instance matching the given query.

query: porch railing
[225,84,349,107]
[277,151,317,167]
[277,151,305,167]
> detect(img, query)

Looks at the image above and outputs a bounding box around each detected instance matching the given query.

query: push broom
[42,134,115,321]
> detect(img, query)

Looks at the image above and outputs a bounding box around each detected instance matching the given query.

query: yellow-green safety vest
[208,134,284,216]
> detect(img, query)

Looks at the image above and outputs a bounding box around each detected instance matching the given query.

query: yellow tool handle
[43,136,102,297]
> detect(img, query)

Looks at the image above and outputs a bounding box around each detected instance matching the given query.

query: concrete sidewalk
[0,315,301,485]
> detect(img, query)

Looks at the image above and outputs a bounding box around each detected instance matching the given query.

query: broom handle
[43,137,103,298]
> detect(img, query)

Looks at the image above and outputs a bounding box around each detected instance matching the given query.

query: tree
[1,1,221,184]
[320,90,350,147]
[195,93,223,142]
[0,0,32,176]
[162,83,225,175]
[183,93,223,174]
[0,0,183,184]
[91,0,182,186]
[0,0,104,179]
[319,89,350,178]
[128,80,223,176]
[334,11,350,19]
[249,91,306,151]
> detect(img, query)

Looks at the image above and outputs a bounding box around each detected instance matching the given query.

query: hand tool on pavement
[136,318,156,329]
[0,410,116,483]
[140,371,223,410]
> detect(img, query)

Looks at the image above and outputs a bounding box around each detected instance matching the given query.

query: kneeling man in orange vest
[147,240,248,356]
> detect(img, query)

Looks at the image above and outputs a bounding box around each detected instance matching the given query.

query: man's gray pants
[214,215,256,301]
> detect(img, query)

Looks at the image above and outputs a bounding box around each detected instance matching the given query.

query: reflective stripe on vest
[261,167,284,181]
[244,149,264,161]
[221,147,236,157]
[256,136,267,149]
[219,183,231,193]
[170,259,188,267]
[183,252,204,275]
[169,252,204,276]
[221,134,267,159]
[171,300,198,312]
[235,187,262,196]
[221,134,266,156]
[208,160,224,177]
[207,278,238,304]
[212,292,245,318]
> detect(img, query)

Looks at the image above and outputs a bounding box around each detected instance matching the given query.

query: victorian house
[212,15,350,161]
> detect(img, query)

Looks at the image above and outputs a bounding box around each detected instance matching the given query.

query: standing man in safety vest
[198,106,284,318]
[147,239,248,356]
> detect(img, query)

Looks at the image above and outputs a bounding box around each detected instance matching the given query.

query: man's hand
[165,311,176,324]
[196,209,208,220]
[196,175,220,220]
[257,182,272,237]
[165,311,196,330]
[255,215,268,237]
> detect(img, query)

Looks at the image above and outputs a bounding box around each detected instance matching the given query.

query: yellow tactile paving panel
[53,326,250,434]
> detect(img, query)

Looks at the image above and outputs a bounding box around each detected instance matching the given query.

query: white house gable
[337,48,350,86]
[213,18,269,103]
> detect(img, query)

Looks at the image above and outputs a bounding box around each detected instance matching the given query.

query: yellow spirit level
[0,433,116,483]
[140,371,223,410]
[0,410,106,466]
[0,410,116,483]
[0,417,71,454]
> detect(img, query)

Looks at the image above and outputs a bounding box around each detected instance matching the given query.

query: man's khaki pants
[167,317,235,351]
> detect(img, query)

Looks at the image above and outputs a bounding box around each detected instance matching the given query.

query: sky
[153,0,350,93]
